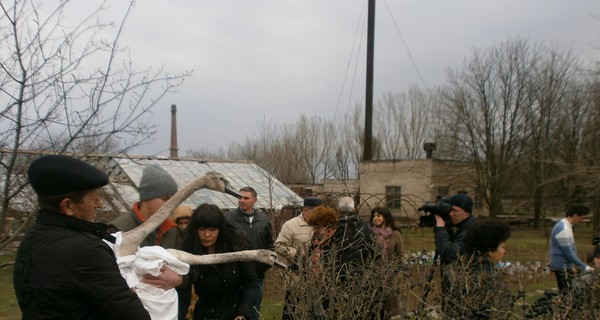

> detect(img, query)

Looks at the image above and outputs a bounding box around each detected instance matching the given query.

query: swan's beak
[223,179,242,199]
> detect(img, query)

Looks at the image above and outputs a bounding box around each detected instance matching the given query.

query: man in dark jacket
[225,186,274,315]
[13,155,150,320]
[433,192,478,315]
[335,196,376,271]
[434,193,477,264]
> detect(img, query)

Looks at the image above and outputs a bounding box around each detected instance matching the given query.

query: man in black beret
[13,155,150,320]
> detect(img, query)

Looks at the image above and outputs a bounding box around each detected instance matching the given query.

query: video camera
[418,197,452,228]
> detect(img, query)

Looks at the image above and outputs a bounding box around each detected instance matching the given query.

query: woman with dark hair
[370,207,404,318]
[179,203,259,320]
[465,219,511,268]
[446,219,513,319]
[370,207,402,261]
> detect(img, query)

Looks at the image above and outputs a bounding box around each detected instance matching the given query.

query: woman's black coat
[181,259,259,320]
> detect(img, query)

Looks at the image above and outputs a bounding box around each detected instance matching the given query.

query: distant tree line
[191,38,600,228]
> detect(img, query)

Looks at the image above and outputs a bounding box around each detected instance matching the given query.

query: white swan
[108,172,284,320]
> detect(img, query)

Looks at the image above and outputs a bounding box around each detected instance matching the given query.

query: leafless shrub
[279,242,407,319]
[271,248,600,320]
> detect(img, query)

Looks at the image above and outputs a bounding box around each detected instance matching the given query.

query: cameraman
[433,193,477,265]
[432,193,477,316]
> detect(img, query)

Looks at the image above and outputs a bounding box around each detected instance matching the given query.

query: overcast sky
[100,0,600,157]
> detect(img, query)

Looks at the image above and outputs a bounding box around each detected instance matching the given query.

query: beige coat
[274,214,313,265]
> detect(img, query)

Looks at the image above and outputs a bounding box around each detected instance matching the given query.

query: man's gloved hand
[584,265,595,272]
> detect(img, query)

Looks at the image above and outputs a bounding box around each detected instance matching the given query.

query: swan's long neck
[119,176,211,256]
[166,249,286,268]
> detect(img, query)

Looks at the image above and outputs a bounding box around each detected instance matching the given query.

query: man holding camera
[433,192,477,265]
[431,192,477,316]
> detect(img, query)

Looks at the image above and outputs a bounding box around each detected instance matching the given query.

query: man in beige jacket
[275,196,323,320]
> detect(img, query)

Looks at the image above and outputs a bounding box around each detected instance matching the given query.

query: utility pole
[363,0,375,161]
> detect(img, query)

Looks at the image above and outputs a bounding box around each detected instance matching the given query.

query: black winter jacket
[13,210,150,320]
[184,261,259,320]
[433,215,477,265]
[225,208,274,278]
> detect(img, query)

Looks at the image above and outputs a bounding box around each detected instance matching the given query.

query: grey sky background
[95,1,600,156]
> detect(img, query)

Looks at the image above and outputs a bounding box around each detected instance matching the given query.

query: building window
[385,186,402,209]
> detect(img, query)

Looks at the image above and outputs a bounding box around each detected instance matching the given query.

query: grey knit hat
[138,165,178,201]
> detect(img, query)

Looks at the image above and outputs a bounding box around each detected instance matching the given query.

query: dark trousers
[552,268,575,294]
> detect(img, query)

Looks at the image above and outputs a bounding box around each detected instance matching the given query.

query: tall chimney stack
[170,104,179,158]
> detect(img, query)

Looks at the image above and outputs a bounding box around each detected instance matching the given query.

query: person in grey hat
[109,165,179,247]
[275,196,323,320]
[14,155,150,320]
[108,164,182,290]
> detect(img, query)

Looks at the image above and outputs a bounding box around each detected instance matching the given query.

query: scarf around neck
[373,226,393,258]
[133,201,176,245]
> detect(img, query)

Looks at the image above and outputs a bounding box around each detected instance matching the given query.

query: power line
[383,0,429,90]
[333,1,368,120]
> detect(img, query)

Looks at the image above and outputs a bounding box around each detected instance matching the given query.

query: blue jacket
[549,218,587,270]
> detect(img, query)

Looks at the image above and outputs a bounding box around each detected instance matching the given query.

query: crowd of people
[12,155,600,320]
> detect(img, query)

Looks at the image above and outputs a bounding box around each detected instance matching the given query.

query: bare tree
[335,103,365,179]
[580,66,600,228]
[186,147,228,160]
[441,39,536,217]
[0,0,190,238]
[520,44,585,228]
[226,119,309,184]
[295,115,335,184]
[374,87,434,160]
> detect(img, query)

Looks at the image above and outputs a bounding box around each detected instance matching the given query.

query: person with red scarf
[108,165,183,291]
[307,206,339,272]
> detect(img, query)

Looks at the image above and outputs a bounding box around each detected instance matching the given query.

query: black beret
[28,155,109,196]
[303,197,323,208]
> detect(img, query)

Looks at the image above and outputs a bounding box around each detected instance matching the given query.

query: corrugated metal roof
[110,157,302,211]
[1,151,302,214]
